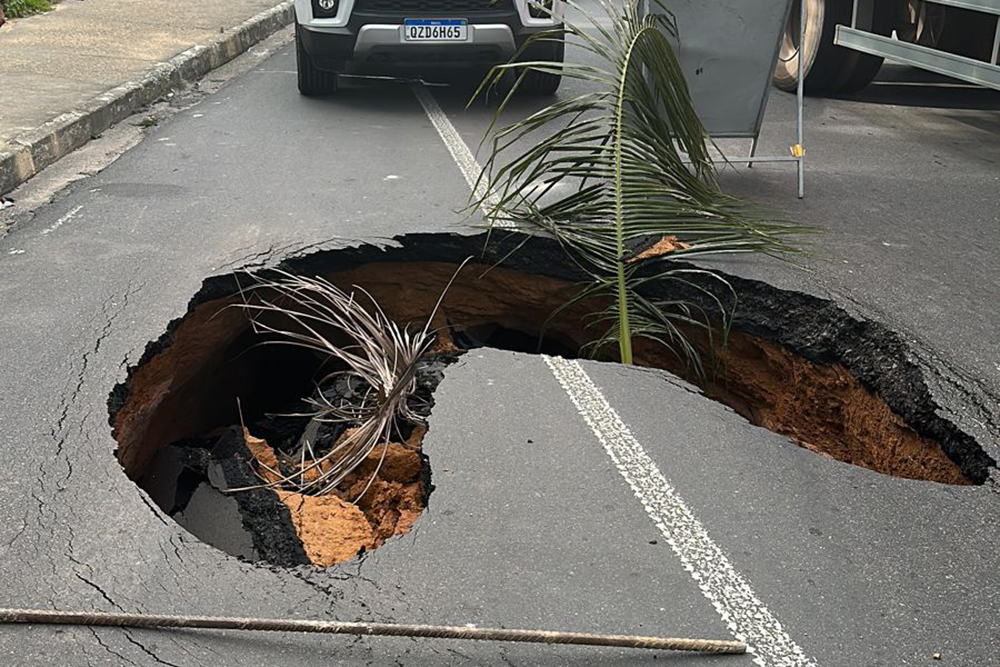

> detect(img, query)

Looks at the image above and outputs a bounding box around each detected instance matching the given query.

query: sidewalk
[0,0,292,196]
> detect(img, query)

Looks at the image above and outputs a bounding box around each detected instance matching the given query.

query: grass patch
[4,0,56,19]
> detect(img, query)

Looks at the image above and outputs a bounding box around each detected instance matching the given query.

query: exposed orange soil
[246,428,426,567]
[277,491,375,567]
[627,235,691,262]
[634,336,969,485]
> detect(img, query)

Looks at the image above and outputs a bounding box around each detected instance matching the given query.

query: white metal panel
[650,0,793,138]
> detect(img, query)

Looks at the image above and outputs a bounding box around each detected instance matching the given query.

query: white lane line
[544,356,816,667]
[410,83,502,217]
[40,204,83,235]
[415,81,815,667]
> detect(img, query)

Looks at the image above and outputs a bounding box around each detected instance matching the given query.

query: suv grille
[353,0,514,13]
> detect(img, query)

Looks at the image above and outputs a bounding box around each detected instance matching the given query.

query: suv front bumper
[299,22,529,69]
[294,0,561,71]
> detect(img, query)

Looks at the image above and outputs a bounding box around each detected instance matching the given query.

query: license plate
[402,19,469,42]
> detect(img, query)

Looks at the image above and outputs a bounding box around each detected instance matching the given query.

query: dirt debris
[627,235,691,262]
[405,424,427,450]
[277,491,375,567]
[244,428,426,567]
[244,429,281,484]
[350,441,423,485]
[429,328,461,353]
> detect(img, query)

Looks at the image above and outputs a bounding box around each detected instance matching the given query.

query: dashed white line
[544,356,816,667]
[411,83,501,215]
[415,81,816,667]
[40,204,83,235]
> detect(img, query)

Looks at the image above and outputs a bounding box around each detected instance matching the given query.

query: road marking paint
[544,355,816,667]
[40,205,83,236]
[411,83,502,217]
[417,82,816,666]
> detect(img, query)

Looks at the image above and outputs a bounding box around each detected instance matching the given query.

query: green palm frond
[473,0,810,369]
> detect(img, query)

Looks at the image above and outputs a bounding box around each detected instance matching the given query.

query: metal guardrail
[835,26,1000,90]
[921,0,1000,15]
[839,0,1000,91]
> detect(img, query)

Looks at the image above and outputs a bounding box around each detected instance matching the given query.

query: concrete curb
[0,1,294,197]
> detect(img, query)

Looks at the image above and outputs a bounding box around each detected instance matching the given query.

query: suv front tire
[517,35,563,95]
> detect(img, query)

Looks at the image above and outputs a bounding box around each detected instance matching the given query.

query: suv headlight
[312,0,338,18]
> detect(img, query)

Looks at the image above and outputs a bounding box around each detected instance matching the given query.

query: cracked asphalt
[1,14,999,667]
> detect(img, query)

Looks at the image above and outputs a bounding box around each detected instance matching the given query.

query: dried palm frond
[228,263,466,499]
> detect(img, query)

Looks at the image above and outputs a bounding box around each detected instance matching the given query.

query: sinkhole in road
[108,233,992,569]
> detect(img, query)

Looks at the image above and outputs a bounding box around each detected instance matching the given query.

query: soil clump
[142,353,455,567]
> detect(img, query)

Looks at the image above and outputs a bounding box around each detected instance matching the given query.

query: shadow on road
[830,64,1000,111]
[296,63,559,121]
[165,626,711,664]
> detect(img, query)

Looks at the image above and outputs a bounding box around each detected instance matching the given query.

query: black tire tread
[938,6,997,62]
[830,0,894,93]
[773,0,886,95]
[517,34,564,96]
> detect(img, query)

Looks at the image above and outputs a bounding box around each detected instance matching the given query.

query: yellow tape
[790,144,804,157]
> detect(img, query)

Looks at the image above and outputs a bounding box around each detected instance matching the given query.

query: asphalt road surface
[1,17,999,667]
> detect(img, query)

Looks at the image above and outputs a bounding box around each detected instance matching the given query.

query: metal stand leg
[991,16,1000,66]
[796,148,804,198]
[796,0,805,198]
[747,136,759,168]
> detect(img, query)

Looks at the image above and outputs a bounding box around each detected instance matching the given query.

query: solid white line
[544,356,816,667]
[411,83,503,218]
[415,81,815,666]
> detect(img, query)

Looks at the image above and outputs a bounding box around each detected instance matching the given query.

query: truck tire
[296,25,338,97]
[830,0,895,92]
[897,0,946,48]
[517,34,564,96]
[937,6,997,62]
[829,50,886,93]
[772,0,886,94]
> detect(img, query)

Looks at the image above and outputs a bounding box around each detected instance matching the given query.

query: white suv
[292,0,564,95]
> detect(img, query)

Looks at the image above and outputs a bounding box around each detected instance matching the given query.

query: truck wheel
[937,6,997,62]
[296,25,338,96]
[517,34,563,95]
[829,50,885,93]
[830,0,894,92]
[897,0,945,47]
[772,0,884,94]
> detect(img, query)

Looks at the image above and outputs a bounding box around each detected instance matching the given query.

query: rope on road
[0,608,746,654]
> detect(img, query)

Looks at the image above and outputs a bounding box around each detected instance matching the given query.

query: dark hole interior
[450,323,579,357]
